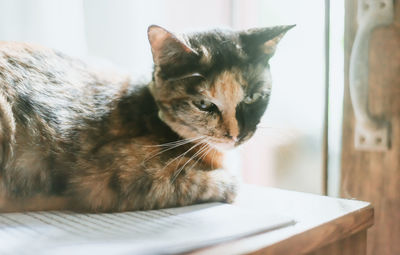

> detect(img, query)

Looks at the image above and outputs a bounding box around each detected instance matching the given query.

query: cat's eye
[244,91,269,104]
[193,99,218,112]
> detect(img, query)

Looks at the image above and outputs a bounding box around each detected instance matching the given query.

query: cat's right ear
[239,25,295,59]
[147,25,197,66]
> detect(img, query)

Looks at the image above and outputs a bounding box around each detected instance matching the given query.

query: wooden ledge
[191,185,373,255]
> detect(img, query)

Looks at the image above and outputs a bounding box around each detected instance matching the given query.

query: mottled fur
[0,25,292,212]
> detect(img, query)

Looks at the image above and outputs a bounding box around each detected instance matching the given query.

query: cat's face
[148,25,293,150]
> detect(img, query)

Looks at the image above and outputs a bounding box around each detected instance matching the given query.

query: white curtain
[0,0,230,78]
[0,0,87,56]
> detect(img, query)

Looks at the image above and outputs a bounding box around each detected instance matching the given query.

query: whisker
[143,136,205,163]
[143,136,204,148]
[175,142,209,172]
[162,138,207,173]
[171,146,207,183]
[186,146,212,173]
[173,138,208,167]
[186,145,211,171]
[171,141,210,183]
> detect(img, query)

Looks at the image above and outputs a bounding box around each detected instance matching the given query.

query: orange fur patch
[208,70,245,139]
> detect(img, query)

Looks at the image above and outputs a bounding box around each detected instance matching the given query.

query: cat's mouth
[205,130,256,151]
[206,137,237,151]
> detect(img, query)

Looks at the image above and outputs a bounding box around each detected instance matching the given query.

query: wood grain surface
[308,231,367,255]
[341,0,400,255]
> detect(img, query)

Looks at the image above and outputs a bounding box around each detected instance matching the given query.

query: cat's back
[0,41,79,74]
[0,41,129,125]
[0,42,134,197]
[0,41,127,92]
[0,41,48,56]
[0,42,92,136]
[0,41,92,93]
[0,41,131,148]
[0,42,94,196]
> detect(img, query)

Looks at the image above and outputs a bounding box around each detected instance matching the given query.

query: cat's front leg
[69,141,238,212]
[140,166,239,210]
[195,169,238,204]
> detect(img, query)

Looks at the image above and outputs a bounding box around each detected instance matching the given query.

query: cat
[0,24,293,212]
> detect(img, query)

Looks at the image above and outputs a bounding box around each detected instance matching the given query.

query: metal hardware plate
[349,0,393,151]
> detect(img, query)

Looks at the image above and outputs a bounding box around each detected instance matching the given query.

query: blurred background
[0,0,344,196]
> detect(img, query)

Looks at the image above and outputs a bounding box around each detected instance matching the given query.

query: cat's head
[148,25,293,150]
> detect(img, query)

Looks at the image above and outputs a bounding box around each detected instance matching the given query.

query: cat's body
[0,25,292,212]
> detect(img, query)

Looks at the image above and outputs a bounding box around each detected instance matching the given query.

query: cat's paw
[207,169,238,203]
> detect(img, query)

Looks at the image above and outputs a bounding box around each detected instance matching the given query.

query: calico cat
[0,25,293,212]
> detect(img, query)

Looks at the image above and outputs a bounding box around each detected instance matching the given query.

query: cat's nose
[224,133,238,142]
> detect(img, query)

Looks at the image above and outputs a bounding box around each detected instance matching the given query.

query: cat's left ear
[239,25,295,58]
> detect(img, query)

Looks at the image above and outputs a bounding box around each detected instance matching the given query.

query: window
[0,0,344,196]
